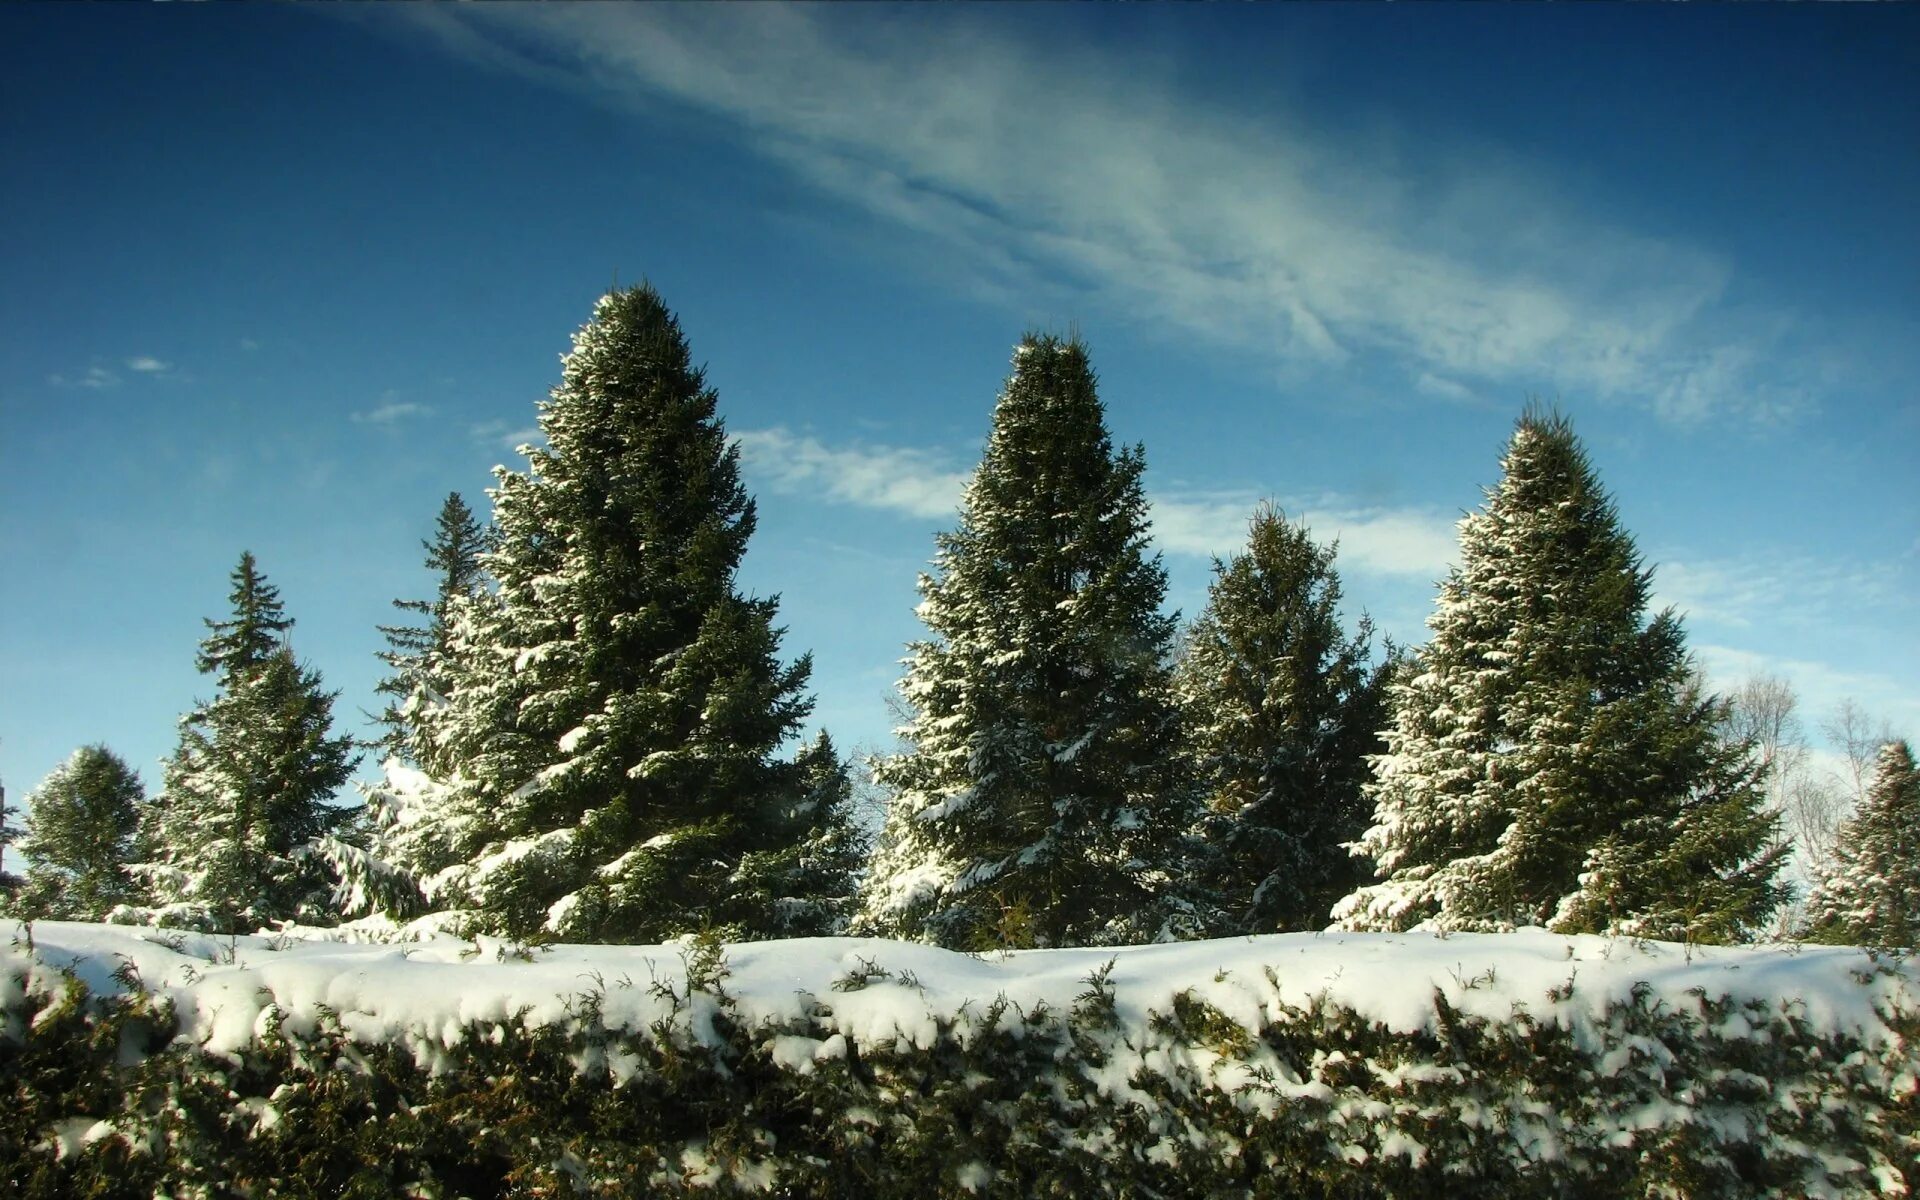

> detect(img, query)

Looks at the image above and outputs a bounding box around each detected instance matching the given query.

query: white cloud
[1692,643,1920,745]
[735,426,1455,577]
[469,419,544,451]
[53,357,176,387]
[352,400,435,425]
[402,6,1829,423]
[734,427,969,520]
[1652,554,1904,631]
[1415,372,1476,403]
[1152,493,1457,578]
[49,365,120,390]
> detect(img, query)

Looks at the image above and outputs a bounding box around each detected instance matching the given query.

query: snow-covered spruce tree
[1334,411,1785,941]
[1174,505,1389,935]
[340,492,493,921]
[380,285,826,945]
[1804,739,1920,948]
[143,553,360,931]
[724,732,868,937]
[371,491,489,764]
[10,745,147,920]
[857,336,1196,949]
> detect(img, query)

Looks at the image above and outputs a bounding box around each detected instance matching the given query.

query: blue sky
[2,5,1915,808]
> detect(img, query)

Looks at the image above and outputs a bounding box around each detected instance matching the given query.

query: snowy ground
[4,921,1909,1062]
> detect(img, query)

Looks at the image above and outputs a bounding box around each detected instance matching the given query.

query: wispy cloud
[735,426,1456,577]
[1692,643,1920,744]
[1652,553,1905,631]
[52,356,177,388]
[49,365,121,390]
[469,419,545,451]
[1415,372,1477,404]
[400,6,1833,423]
[1151,492,1458,579]
[352,399,435,425]
[734,427,970,520]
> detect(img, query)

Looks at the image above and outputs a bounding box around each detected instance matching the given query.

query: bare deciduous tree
[1824,699,1899,806]
[1719,677,1904,939]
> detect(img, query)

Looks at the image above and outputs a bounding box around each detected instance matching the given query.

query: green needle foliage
[859,335,1197,949]
[1336,410,1785,941]
[9,745,148,920]
[1175,505,1390,934]
[377,286,841,944]
[372,490,490,765]
[144,553,360,931]
[1806,739,1920,948]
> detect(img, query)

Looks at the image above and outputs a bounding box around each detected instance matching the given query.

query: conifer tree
[1334,411,1785,941]
[857,336,1195,949]
[376,286,818,944]
[372,492,489,763]
[145,553,360,930]
[723,732,868,937]
[11,746,148,920]
[1804,739,1920,947]
[1174,506,1389,934]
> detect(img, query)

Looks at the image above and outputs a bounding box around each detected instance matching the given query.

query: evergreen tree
[372,491,490,763]
[196,550,291,677]
[724,732,869,937]
[1174,505,1390,934]
[857,336,1195,949]
[1804,739,1920,948]
[11,746,147,920]
[1334,411,1785,942]
[145,553,360,931]
[375,286,817,944]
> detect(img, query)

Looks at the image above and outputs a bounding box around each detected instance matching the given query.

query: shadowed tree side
[1175,505,1390,935]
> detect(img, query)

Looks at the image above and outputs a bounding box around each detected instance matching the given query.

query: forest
[5,284,1911,953]
[2,286,1914,1197]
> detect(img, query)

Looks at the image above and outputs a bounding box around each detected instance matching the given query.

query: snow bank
[4,921,1914,1198]
[8,922,1904,1058]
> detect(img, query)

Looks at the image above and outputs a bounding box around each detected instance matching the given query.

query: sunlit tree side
[1335,411,1785,942]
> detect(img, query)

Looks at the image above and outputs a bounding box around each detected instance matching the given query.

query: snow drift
[3,921,1914,1197]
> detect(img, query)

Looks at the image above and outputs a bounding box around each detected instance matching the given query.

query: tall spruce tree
[375,286,826,944]
[11,746,148,920]
[1804,740,1920,947]
[372,492,489,763]
[1334,411,1785,942]
[145,553,360,931]
[1174,505,1389,934]
[856,336,1195,949]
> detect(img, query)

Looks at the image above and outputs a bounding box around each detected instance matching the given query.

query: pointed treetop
[196,551,291,681]
[425,493,488,600]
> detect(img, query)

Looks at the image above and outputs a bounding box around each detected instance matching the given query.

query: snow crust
[5,921,1909,1066]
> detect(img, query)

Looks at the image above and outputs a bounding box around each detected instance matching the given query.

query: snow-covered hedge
[3,922,1914,1198]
